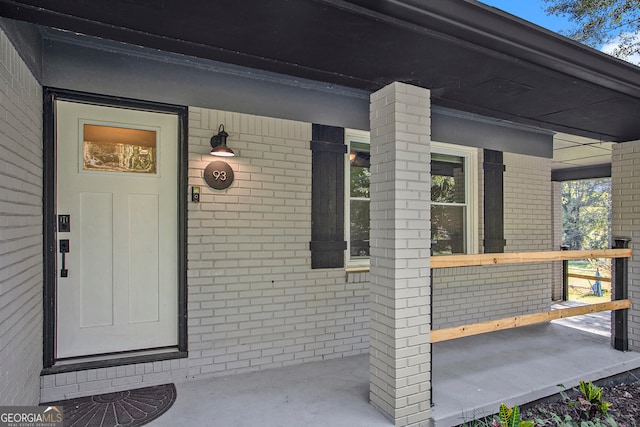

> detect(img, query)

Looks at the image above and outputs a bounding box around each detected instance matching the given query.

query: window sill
[345,265,370,273]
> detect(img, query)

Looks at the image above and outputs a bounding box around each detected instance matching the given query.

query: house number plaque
[204,161,234,190]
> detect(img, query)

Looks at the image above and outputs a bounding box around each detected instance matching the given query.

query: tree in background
[562,178,611,250]
[543,0,640,63]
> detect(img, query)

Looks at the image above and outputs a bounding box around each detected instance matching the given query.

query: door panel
[128,194,160,324]
[79,192,114,328]
[56,100,178,359]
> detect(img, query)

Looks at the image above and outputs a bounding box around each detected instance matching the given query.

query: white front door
[56,100,178,359]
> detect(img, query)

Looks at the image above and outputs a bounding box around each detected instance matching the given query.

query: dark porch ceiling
[1,0,640,142]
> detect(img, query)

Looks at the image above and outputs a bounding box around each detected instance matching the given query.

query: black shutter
[310,124,347,268]
[483,150,506,253]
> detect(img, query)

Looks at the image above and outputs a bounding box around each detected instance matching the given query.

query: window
[83,124,157,174]
[345,132,477,265]
[430,142,478,255]
[346,131,371,265]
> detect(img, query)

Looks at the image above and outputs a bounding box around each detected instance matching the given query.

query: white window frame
[431,140,479,256]
[344,131,479,267]
[345,129,372,268]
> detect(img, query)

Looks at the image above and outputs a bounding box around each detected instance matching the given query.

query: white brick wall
[0,27,43,406]
[504,153,552,252]
[433,152,552,328]
[611,141,640,350]
[185,107,369,378]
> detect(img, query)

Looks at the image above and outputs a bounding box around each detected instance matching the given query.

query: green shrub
[459,403,533,427]
[558,381,611,420]
[498,403,534,427]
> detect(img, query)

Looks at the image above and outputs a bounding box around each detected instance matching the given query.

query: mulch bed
[457,380,640,426]
[522,381,640,426]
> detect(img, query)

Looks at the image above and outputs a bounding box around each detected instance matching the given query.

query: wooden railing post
[613,237,631,351]
[561,245,569,301]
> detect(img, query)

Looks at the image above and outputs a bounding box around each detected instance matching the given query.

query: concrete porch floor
[150,315,640,427]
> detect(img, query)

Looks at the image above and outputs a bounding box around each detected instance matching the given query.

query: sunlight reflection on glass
[83,124,157,174]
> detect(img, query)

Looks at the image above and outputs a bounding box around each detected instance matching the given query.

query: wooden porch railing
[568,272,611,283]
[429,245,632,349]
[430,248,631,269]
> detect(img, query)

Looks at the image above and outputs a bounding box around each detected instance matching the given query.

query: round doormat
[52,383,176,427]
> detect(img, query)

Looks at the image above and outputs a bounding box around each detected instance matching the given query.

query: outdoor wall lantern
[210,124,235,157]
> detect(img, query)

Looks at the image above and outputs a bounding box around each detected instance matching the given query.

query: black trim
[42,88,188,369]
[310,124,347,269]
[551,164,611,181]
[42,350,188,375]
[483,149,506,253]
[613,237,630,352]
[431,107,554,159]
[177,102,188,353]
[42,89,57,369]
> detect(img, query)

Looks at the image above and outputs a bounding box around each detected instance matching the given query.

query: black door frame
[42,88,188,372]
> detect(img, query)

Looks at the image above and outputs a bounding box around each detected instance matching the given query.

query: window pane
[350,199,370,258]
[431,153,464,203]
[350,142,370,198]
[431,205,466,255]
[83,124,157,174]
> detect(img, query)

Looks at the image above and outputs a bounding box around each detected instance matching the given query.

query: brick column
[551,181,563,301]
[611,141,640,351]
[369,82,432,426]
